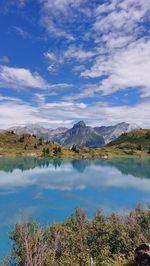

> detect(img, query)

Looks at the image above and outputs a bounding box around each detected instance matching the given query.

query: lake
[0,156,150,260]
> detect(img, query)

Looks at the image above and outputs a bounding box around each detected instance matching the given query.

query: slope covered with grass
[107,129,150,151]
[0,131,52,156]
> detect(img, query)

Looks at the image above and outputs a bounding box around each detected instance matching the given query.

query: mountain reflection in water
[0,156,150,178]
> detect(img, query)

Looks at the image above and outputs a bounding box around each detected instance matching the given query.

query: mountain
[4,121,139,148]
[55,121,105,148]
[9,124,68,141]
[94,122,139,144]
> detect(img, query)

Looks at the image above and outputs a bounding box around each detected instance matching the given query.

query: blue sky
[0,0,150,129]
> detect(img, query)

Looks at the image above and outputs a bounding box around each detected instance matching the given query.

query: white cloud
[0,101,49,129]
[41,0,85,18]
[40,0,86,39]
[31,100,150,128]
[94,0,149,37]
[0,65,50,90]
[82,39,150,96]
[44,46,96,72]
[0,96,150,129]
[80,0,150,97]
[0,95,22,102]
[64,46,96,61]
[44,51,64,72]
[41,17,75,40]
[0,64,72,95]
[0,0,150,130]
[42,0,150,99]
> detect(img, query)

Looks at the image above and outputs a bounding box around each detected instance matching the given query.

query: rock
[135,243,150,266]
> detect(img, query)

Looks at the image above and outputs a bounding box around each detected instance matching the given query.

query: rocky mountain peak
[73,121,86,128]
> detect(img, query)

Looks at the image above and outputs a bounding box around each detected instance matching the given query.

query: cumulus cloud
[81,0,150,97]
[82,39,150,96]
[64,46,96,61]
[0,96,150,129]
[94,0,150,38]
[42,0,150,99]
[0,100,50,129]
[0,65,71,91]
[0,65,50,90]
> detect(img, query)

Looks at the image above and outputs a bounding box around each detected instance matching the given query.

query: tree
[38,138,43,145]
[24,144,27,150]
[137,144,142,151]
[145,131,150,140]
[71,144,79,153]
[45,147,50,155]
[19,135,25,143]
[8,221,49,266]
[42,148,46,157]
[53,146,62,156]
[34,144,38,149]
[57,146,62,153]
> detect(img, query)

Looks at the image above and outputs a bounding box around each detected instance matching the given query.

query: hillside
[107,129,150,152]
[0,131,54,156]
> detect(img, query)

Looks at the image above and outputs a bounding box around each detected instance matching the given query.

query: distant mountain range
[8,124,68,141]
[6,121,139,148]
[94,122,139,144]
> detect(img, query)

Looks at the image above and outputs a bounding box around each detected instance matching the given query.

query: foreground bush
[3,204,150,266]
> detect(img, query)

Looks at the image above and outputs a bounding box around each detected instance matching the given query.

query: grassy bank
[3,204,150,265]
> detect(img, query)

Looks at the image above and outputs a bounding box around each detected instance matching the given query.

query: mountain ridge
[5,121,139,148]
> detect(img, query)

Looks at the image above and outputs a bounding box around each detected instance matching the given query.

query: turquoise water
[0,156,150,260]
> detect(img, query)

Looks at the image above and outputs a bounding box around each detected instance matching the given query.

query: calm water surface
[0,156,150,260]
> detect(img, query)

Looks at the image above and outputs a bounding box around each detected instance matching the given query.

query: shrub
[4,205,150,266]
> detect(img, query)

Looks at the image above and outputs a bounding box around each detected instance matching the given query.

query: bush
[4,204,150,266]
[53,146,62,156]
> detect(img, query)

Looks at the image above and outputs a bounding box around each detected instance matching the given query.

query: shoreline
[0,151,149,159]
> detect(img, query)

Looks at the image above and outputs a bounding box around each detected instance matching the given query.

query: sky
[0,0,150,129]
